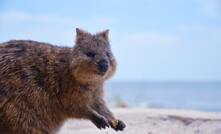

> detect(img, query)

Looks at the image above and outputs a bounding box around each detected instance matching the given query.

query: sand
[58,108,221,134]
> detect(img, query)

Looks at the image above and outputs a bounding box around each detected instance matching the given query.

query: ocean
[105,82,221,112]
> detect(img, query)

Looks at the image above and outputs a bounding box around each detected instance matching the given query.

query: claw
[111,119,126,131]
[93,116,109,130]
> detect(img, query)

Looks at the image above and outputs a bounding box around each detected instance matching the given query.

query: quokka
[0,28,126,134]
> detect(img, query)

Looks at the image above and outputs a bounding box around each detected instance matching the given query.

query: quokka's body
[0,29,125,134]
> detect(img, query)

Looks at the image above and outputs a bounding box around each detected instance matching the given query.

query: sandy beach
[58,108,221,134]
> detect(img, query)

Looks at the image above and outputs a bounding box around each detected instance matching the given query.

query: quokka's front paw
[111,119,126,131]
[93,116,109,129]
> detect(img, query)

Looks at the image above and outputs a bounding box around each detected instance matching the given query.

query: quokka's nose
[98,59,108,73]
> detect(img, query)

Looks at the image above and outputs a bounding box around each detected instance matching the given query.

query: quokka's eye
[86,52,96,58]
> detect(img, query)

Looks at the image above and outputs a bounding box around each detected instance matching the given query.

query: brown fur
[0,28,126,134]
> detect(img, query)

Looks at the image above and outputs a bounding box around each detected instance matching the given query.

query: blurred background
[1,0,221,111]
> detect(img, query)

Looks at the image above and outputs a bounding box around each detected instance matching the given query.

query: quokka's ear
[75,28,89,41]
[97,29,109,42]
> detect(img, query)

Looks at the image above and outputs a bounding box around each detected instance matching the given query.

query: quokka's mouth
[97,70,106,76]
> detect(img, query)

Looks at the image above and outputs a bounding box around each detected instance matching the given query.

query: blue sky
[0,0,221,82]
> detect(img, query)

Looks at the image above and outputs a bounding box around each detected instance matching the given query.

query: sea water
[106,82,221,112]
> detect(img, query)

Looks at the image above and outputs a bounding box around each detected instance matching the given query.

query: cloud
[176,23,221,45]
[177,24,210,33]
[114,32,181,46]
[0,11,87,26]
[0,11,115,29]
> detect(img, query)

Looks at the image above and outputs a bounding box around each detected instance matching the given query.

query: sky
[0,0,221,82]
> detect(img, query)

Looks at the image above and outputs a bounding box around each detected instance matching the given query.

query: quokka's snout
[97,59,109,74]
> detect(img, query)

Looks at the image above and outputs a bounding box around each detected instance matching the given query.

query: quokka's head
[71,28,117,82]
